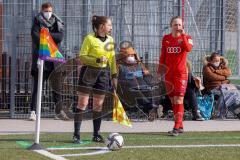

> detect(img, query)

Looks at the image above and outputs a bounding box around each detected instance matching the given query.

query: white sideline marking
[124,144,240,148]
[34,150,67,160]
[47,144,240,151]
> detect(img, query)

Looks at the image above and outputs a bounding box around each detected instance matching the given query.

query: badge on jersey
[178,39,183,44]
[188,39,193,45]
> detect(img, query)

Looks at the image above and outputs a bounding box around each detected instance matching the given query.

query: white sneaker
[54,110,70,121]
[29,111,36,121]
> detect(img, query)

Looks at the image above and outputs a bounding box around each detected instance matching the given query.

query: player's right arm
[79,36,96,66]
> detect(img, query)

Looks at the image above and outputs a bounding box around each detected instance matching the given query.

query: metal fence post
[221,0,225,55]
[82,0,89,39]
[119,0,125,43]
[210,0,214,53]
[10,1,18,118]
[37,0,42,11]
[215,0,220,52]
[33,0,36,12]
[238,0,240,75]
[131,0,134,46]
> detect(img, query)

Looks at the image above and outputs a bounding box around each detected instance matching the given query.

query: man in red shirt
[158,16,193,136]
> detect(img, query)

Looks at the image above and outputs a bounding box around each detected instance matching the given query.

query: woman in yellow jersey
[73,15,117,143]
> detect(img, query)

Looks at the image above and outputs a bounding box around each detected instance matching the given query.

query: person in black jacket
[184,61,204,121]
[184,72,204,120]
[29,2,64,121]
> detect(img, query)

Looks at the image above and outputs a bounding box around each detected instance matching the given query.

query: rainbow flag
[39,28,65,63]
[112,92,132,127]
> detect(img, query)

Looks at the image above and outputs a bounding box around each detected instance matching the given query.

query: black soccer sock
[74,108,83,137]
[93,111,102,136]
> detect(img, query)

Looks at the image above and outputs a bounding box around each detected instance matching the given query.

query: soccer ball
[106,133,124,151]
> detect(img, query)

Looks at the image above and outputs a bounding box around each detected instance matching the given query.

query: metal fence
[0,0,239,118]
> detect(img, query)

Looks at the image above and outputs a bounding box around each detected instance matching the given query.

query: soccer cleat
[54,115,60,120]
[167,110,174,120]
[193,110,204,121]
[236,113,240,119]
[73,135,81,144]
[195,115,204,121]
[92,134,105,143]
[148,108,158,121]
[55,110,71,121]
[160,113,168,119]
[178,128,184,134]
[29,111,36,121]
[168,128,180,136]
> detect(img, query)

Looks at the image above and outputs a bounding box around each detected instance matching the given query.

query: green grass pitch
[0,132,240,160]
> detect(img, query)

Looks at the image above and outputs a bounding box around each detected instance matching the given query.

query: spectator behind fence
[184,60,204,121]
[202,52,231,94]
[30,2,64,121]
[116,44,160,121]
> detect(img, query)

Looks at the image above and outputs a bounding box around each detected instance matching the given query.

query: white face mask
[127,56,136,63]
[43,12,52,20]
[213,62,220,67]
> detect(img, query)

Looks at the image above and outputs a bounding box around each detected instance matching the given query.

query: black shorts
[77,65,111,95]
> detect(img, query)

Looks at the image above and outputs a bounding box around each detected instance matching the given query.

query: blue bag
[197,94,214,120]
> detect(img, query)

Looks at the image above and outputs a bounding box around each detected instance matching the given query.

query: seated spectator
[202,52,231,94]
[184,73,205,120]
[116,45,160,121]
[202,52,240,119]
[212,83,240,119]
[160,95,172,119]
[184,61,204,120]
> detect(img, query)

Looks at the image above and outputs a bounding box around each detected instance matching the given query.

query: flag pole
[28,58,44,150]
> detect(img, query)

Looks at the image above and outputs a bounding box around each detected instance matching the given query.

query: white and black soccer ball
[106,133,124,151]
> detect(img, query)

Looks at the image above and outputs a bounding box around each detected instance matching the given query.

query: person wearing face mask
[202,52,232,94]
[30,2,64,121]
[116,45,160,121]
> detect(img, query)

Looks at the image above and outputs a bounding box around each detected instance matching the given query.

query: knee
[173,97,184,105]
[92,95,105,111]
[92,102,103,112]
[93,102,103,108]
[77,100,88,110]
[175,100,183,104]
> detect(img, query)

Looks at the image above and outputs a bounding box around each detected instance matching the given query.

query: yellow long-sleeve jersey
[79,33,117,77]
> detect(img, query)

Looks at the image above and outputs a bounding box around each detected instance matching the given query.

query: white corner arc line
[48,146,108,150]
[47,144,240,151]
[59,149,111,157]
[34,150,68,160]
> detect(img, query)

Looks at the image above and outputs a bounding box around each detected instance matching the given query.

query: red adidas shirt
[158,33,193,74]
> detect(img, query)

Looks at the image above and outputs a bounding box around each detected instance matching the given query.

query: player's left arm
[182,34,193,52]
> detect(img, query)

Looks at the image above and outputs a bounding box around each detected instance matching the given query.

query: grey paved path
[0,119,239,135]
